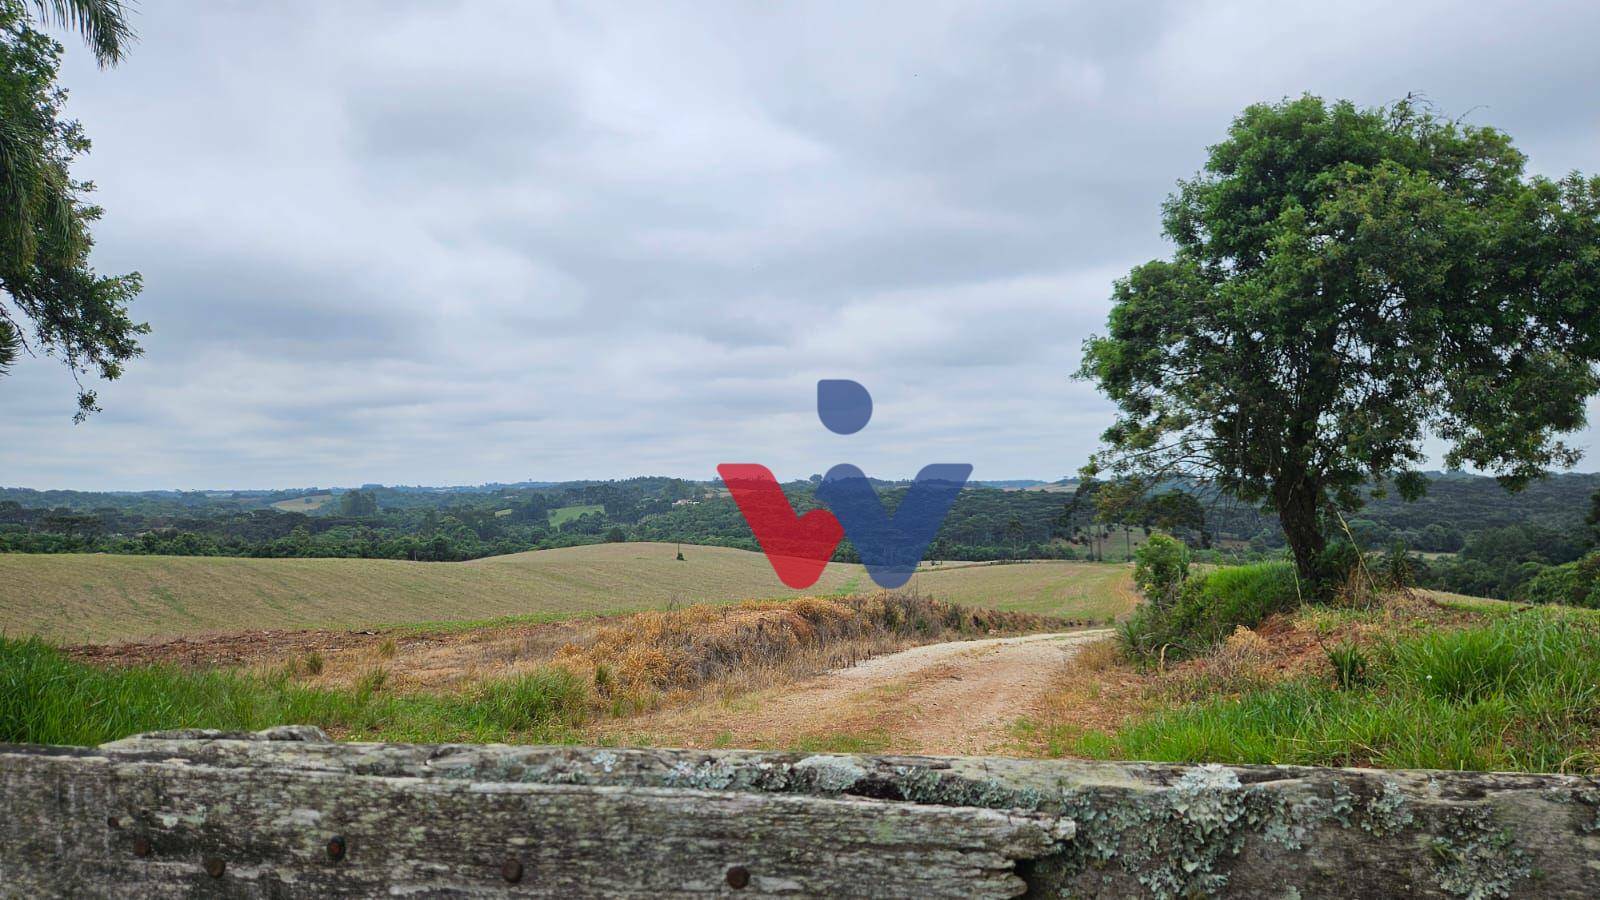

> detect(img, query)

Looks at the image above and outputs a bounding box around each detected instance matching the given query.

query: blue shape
[817,380,872,435]
[817,463,973,588]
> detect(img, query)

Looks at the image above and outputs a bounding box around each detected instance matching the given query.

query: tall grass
[0,636,589,746]
[1119,561,1300,663]
[1075,609,1600,773]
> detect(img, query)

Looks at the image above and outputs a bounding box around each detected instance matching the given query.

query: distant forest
[5,472,1600,603]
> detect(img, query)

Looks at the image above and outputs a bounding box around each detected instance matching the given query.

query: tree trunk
[1275,477,1325,595]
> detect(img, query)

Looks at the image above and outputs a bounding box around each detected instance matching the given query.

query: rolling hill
[0,543,1133,643]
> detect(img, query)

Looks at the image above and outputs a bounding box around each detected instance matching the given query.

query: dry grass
[70,591,1061,725]
[555,592,1059,714]
[4,545,1132,644]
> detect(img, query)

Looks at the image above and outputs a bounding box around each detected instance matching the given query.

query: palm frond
[28,0,136,67]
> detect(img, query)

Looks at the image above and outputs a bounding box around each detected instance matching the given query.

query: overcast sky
[5,0,1600,491]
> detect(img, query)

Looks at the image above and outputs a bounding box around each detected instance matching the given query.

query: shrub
[1133,532,1190,606]
[1118,561,1301,664]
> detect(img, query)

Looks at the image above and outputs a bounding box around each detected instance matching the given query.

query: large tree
[1079,95,1600,591]
[1,0,143,420]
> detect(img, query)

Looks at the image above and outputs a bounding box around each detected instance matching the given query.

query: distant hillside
[6,471,1599,565]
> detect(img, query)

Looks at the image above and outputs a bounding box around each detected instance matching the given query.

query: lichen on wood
[1,728,1597,898]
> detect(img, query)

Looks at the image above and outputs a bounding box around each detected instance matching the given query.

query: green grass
[0,635,590,746]
[1424,589,1600,622]
[547,504,605,525]
[1064,608,1600,773]
[269,493,333,512]
[786,729,892,754]
[1118,561,1300,661]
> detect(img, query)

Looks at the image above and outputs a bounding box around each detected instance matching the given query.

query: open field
[904,560,1135,619]
[269,493,333,512]
[0,545,1133,644]
[547,503,604,525]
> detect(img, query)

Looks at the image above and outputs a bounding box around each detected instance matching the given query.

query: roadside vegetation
[1,592,1060,747]
[1022,536,1600,774]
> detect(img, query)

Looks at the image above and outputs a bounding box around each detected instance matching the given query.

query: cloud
[5,0,1600,489]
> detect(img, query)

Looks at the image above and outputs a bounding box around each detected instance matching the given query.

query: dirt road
[609,629,1112,755]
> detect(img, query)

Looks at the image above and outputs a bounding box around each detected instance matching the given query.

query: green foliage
[1079,94,1600,592]
[1379,540,1414,589]
[1420,518,1593,595]
[1314,541,1362,597]
[1515,551,1600,609]
[0,635,590,746]
[3,471,1595,598]
[1,0,145,419]
[1325,642,1369,690]
[337,489,379,517]
[1119,561,1300,662]
[1080,610,1600,772]
[27,1,134,67]
[1132,531,1189,604]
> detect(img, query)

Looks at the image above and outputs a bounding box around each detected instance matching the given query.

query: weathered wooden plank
[3,727,1599,898]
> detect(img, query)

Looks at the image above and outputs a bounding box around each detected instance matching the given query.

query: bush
[1518,551,1600,609]
[1119,561,1301,663]
[1133,532,1189,605]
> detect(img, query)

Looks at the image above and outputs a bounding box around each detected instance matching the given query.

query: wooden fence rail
[1,727,1597,897]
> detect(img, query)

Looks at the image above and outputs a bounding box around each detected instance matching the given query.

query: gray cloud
[5,0,1600,490]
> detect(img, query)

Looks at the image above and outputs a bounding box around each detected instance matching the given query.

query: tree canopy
[1,0,142,420]
[1079,95,1600,589]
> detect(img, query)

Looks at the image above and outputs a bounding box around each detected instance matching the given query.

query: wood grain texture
[2,727,1599,898]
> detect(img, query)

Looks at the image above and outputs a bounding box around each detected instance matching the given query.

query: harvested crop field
[1,545,1134,643]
